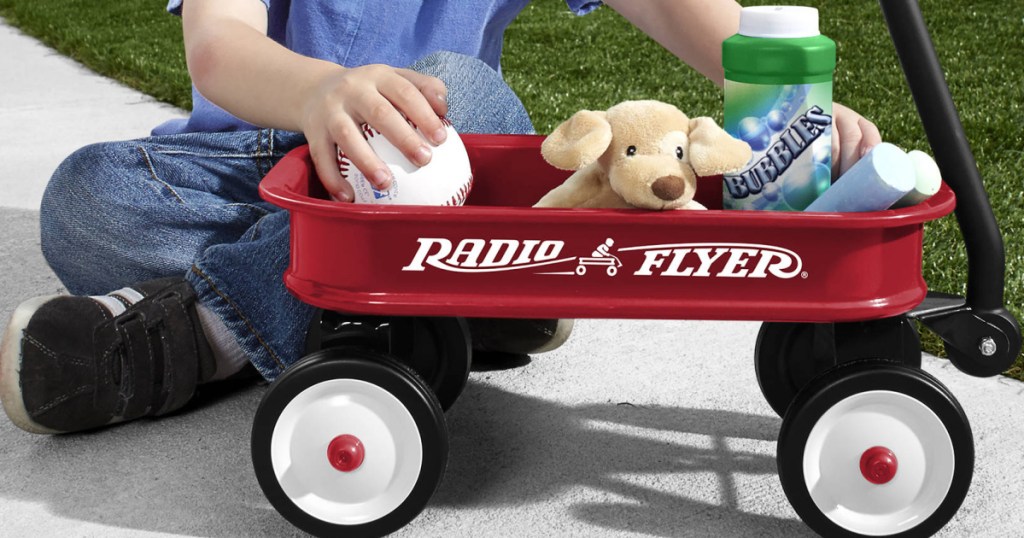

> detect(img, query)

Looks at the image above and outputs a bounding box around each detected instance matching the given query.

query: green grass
[1,0,1021,379]
[0,0,191,109]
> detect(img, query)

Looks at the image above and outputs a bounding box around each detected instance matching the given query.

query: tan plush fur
[535,100,752,210]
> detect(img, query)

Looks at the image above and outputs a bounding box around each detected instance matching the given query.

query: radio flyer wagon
[252,2,1021,536]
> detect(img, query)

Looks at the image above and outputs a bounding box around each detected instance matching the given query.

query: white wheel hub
[271,378,423,525]
[802,390,955,536]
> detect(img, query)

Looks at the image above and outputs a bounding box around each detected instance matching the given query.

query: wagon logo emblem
[402,237,804,279]
[573,238,623,276]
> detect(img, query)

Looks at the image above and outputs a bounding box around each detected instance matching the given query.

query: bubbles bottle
[722,6,835,210]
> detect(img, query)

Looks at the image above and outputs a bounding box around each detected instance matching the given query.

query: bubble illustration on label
[723,85,833,210]
[765,109,787,132]
[738,117,772,151]
[782,159,831,210]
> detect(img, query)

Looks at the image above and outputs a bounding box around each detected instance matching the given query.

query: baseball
[336,117,474,206]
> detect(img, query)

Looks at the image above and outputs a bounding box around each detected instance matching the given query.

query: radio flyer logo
[402,237,806,279]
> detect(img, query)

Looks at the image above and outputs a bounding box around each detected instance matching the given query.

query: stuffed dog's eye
[659,131,689,161]
[626,145,637,157]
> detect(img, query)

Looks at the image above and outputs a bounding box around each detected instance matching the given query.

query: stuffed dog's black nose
[652,175,686,201]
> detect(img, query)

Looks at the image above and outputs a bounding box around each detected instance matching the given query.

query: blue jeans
[39,51,535,381]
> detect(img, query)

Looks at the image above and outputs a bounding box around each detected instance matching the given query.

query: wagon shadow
[435,382,810,537]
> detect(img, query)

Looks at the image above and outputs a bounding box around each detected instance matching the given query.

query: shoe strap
[109,312,156,420]
[150,290,201,415]
[103,288,204,420]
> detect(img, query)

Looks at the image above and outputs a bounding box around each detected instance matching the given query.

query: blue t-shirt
[154,0,602,135]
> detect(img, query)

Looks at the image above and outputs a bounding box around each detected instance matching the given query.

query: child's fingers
[831,102,883,178]
[362,90,435,168]
[397,69,449,120]
[308,134,354,202]
[856,116,882,156]
[381,73,447,147]
[832,103,864,177]
[325,114,394,191]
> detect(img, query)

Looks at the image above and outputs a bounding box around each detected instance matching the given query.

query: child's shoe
[467,318,574,355]
[0,277,216,434]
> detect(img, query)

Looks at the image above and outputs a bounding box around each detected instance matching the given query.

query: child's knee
[40,142,134,273]
[43,142,133,211]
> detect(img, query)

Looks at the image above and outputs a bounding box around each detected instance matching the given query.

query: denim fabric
[40,51,535,380]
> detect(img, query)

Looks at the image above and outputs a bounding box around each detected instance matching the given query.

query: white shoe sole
[0,295,62,434]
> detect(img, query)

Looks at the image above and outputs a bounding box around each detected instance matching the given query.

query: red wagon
[250,2,1021,536]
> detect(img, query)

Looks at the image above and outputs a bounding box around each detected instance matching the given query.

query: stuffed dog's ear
[541,110,612,171]
[688,117,752,176]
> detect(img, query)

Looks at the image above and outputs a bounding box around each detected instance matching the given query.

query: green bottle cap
[723,6,835,84]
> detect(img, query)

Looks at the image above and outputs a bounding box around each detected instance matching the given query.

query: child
[0,0,880,434]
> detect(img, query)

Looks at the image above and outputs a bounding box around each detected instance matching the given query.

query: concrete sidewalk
[1,19,1023,538]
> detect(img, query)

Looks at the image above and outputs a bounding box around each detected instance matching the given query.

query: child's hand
[301,65,449,201]
[831,102,882,178]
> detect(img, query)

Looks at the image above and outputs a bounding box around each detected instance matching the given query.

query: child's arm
[604,0,881,176]
[181,0,449,201]
[603,0,740,87]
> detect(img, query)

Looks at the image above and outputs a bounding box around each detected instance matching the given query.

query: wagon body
[260,134,955,323]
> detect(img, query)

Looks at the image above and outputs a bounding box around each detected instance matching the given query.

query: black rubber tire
[308,311,471,411]
[756,322,834,417]
[777,360,973,537]
[251,348,448,538]
[391,317,471,412]
[755,319,921,417]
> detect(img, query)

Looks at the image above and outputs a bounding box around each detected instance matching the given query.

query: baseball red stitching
[444,175,474,206]
[336,151,352,180]
[361,123,380,139]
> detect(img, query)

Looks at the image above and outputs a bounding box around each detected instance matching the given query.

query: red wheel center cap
[860,446,898,485]
[327,434,365,472]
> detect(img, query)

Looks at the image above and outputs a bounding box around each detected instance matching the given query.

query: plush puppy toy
[535,100,752,210]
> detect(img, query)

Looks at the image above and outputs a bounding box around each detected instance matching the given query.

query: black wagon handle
[880,0,1002,310]
[879,0,1020,376]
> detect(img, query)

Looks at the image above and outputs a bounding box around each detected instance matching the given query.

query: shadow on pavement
[438,381,808,537]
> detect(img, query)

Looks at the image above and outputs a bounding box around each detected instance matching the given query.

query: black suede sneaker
[467,318,574,355]
[0,277,216,434]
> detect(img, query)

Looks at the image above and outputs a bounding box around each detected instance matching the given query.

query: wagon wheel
[607,265,618,276]
[307,311,471,411]
[755,317,921,417]
[777,360,973,537]
[251,348,448,538]
[575,265,586,276]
